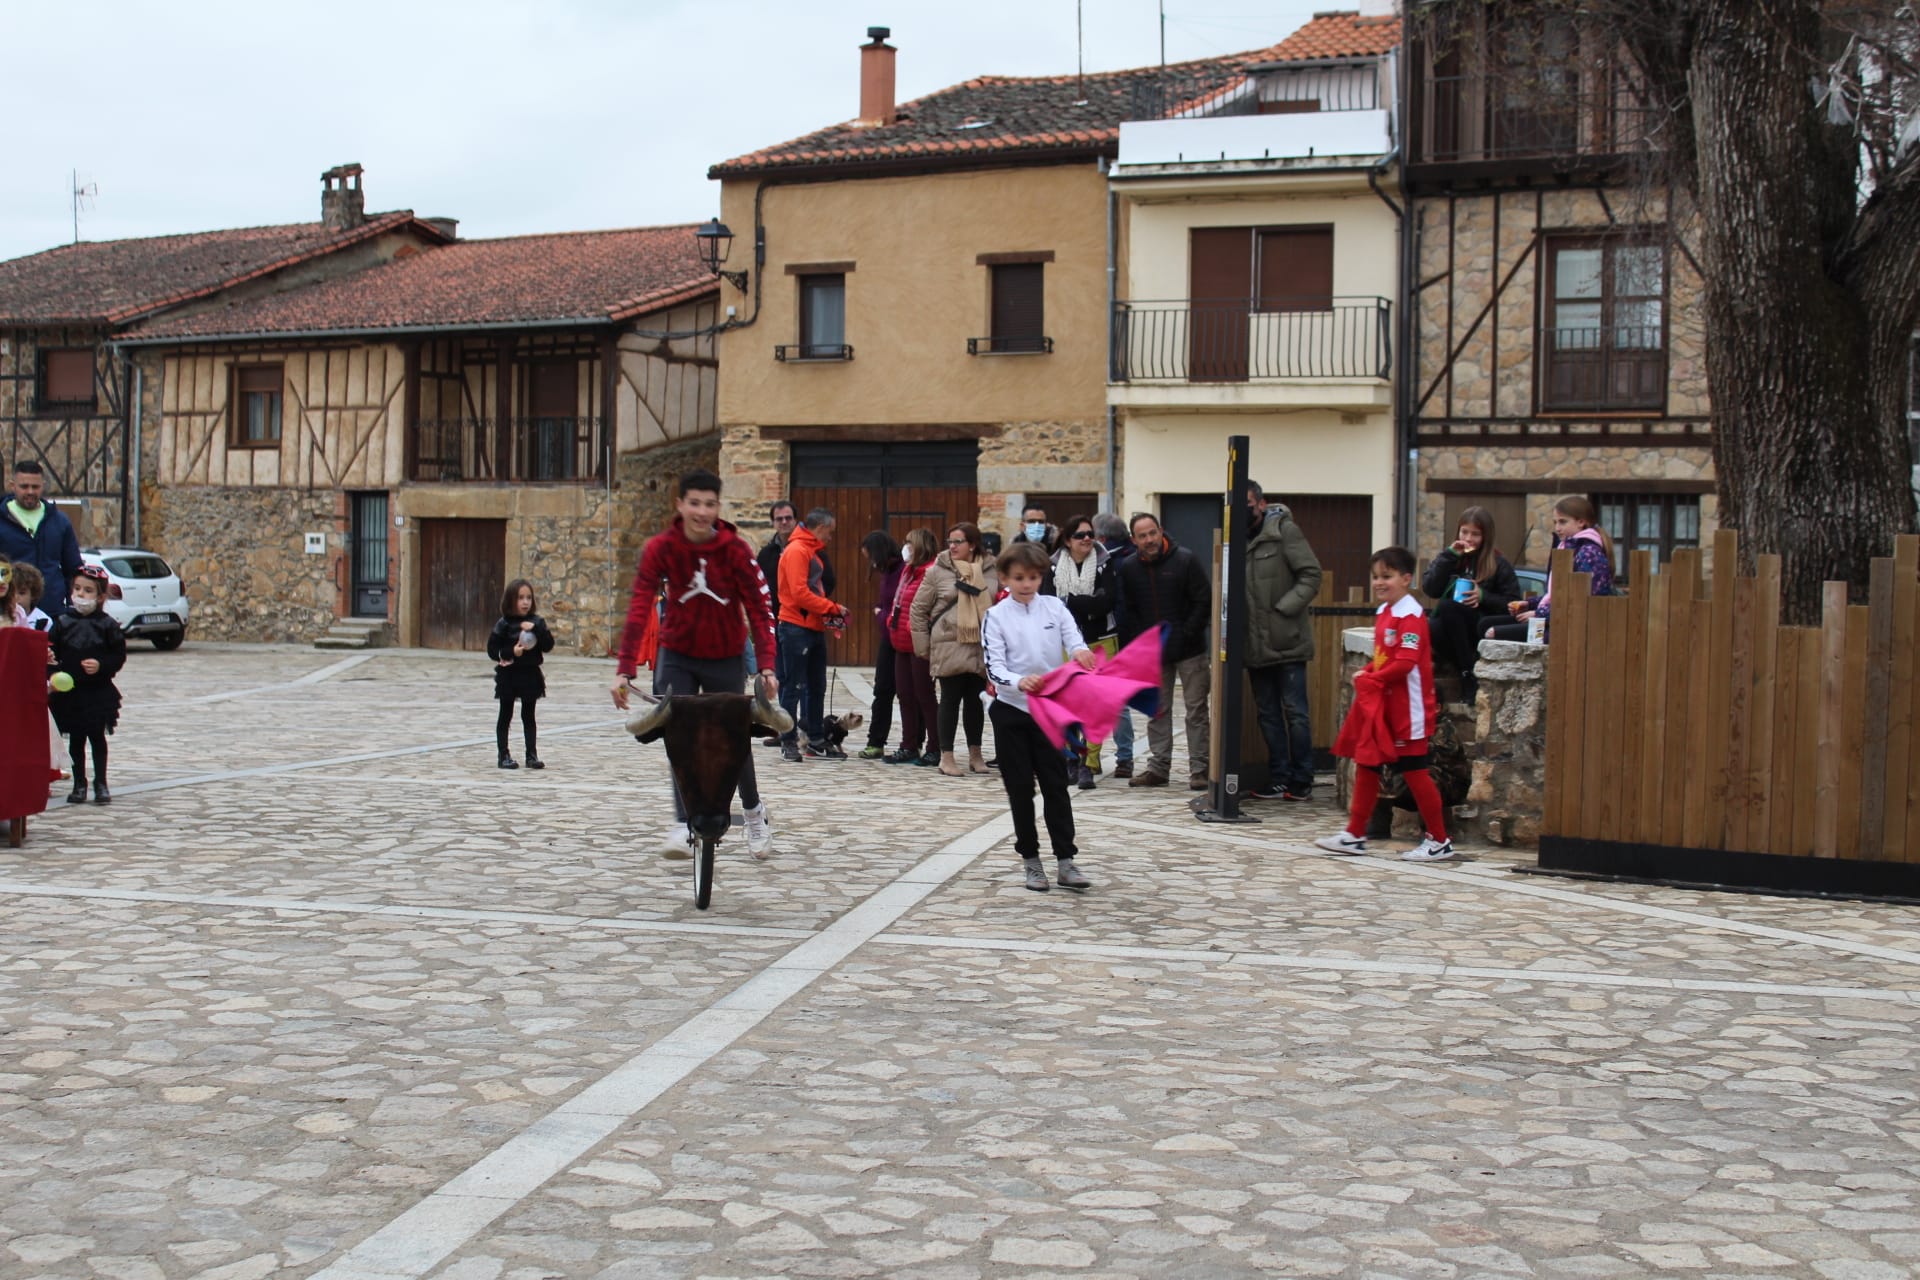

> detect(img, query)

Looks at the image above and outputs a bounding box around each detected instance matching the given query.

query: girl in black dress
[488,578,554,769]
[49,565,126,804]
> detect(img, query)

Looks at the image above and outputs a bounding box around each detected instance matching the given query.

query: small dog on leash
[755,711,864,745]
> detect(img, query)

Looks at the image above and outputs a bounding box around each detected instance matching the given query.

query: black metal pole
[1209,434,1251,820]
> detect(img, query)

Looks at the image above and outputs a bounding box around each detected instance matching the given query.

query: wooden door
[1256,228,1333,310]
[1269,494,1374,600]
[788,484,978,668]
[1189,227,1252,381]
[419,518,506,651]
[349,491,390,618]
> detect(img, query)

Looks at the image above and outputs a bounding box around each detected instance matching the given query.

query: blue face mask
[1024,522,1047,542]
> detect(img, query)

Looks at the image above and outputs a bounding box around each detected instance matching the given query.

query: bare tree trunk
[1689,0,1915,621]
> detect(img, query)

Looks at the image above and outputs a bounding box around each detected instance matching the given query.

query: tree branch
[1840,144,1920,320]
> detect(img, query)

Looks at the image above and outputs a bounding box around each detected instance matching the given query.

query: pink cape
[1025,627,1164,750]
[0,627,50,822]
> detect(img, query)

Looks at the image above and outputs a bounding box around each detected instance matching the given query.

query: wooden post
[1813,582,1849,858]
[1558,552,1593,837]
[1701,528,1739,847]
[1746,555,1781,853]
[1637,562,1672,845]
[1885,536,1919,860]
[1620,549,1653,842]
[1542,547,1575,835]
[1860,556,1896,856]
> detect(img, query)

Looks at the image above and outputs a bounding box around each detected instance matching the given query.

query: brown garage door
[789,442,978,668]
[419,518,506,651]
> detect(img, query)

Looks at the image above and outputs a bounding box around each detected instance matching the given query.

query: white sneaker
[1402,834,1456,862]
[743,803,773,860]
[1311,831,1368,856]
[659,824,696,861]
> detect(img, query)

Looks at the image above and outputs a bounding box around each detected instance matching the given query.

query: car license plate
[141,613,174,625]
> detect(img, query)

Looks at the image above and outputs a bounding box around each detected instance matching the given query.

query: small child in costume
[9,562,63,782]
[1316,546,1455,863]
[487,578,554,770]
[48,564,126,805]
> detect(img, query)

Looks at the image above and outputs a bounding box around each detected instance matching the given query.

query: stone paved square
[4,645,1918,1279]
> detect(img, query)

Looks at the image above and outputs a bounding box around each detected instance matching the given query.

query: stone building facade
[120,227,724,653]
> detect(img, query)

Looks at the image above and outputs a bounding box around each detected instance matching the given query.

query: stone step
[314,618,391,650]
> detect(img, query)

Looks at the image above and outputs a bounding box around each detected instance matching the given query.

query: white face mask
[73,597,99,615]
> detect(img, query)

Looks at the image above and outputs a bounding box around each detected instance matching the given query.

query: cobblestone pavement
[4,645,1919,1280]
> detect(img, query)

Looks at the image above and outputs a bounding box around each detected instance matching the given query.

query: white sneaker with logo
[1311,831,1368,856]
[659,824,696,861]
[1401,834,1456,862]
[744,803,773,860]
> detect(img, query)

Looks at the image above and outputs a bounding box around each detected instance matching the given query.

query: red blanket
[0,627,51,821]
[1025,627,1163,750]
[1333,675,1400,768]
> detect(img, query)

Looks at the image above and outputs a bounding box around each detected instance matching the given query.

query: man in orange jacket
[776,507,849,760]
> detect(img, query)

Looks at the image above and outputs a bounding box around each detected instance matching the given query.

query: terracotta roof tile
[710,12,1400,179]
[121,225,717,342]
[0,212,445,327]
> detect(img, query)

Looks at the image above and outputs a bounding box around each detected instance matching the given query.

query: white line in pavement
[307,812,1016,1280]
[100,718,628,797]
[0,880,813,941]
[871,933,1920,1004]
[147,651,379,705]
[1075,810,1920,971]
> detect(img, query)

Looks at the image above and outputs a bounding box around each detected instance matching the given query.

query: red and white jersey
[1360,594,1439,746]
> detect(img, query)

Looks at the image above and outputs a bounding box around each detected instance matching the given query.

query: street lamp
[694,218,749,293]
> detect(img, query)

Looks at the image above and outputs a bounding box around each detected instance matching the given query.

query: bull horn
[751,687,794,734]
[625,693,672,739]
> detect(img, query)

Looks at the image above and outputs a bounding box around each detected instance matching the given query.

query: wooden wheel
[693,833,716,911]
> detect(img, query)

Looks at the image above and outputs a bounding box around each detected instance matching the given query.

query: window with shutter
[798,274,847,357]
[989,263,1046,353]
[230,364,284,448]
[37,349,96,412]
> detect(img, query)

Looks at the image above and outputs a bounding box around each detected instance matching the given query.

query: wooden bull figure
[624,686,793,844]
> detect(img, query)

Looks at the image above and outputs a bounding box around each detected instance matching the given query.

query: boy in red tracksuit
[612,468,779,860]
[1316,545,1455,862]
[774,509,849,761]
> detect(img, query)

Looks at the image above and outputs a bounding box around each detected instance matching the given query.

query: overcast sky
[0,0,1346,263]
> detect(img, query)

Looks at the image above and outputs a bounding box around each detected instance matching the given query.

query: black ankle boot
[68,780,88,804]
[93,782,111,804]
[498,754,519,770]
[524,753,544,770]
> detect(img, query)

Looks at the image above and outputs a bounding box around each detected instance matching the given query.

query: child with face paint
[48,564,126,804]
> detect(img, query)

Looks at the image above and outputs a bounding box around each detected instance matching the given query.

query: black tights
[69,729,108,785]
[937,674,985,752]
[497,696,538,758]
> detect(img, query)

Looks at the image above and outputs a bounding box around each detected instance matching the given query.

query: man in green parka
[1243,481,1322,801]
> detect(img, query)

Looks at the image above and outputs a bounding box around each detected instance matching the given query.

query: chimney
[857,27,896,127]
[421,216,460,240]
[320,163,366,231]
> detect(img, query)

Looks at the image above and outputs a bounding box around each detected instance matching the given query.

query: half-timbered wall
[1411,186,1717,566]
[0,326,127,545]
[615,297,719,452]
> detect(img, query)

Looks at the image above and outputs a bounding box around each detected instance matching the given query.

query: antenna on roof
[1160,0,1166,67]
[1076,0,1086,103]
[71,170,97,245]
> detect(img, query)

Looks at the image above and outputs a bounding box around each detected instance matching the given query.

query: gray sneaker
[1022,859,1052,892]
[1055,858,1090,889]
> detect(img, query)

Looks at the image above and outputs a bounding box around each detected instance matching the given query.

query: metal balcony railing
[410,416,606,483]
[1125,64,1382,122]
[968,335,1054,355]
[1110,297,1391,383]
[774,344,854,362]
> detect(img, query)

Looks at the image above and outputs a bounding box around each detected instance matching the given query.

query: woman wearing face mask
[1049,515,1118,788]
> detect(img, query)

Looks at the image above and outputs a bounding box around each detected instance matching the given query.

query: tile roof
[0,211,445,327]
[120,225,718,342]
[710,11,1401,179]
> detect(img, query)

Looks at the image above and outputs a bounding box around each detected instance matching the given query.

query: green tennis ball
[50,672,74,692]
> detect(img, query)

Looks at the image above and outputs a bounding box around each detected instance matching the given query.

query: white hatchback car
[80,547,190,649]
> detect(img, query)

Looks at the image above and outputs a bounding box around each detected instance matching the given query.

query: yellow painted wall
[1122,408,1396,549]
[715,164,1110,427]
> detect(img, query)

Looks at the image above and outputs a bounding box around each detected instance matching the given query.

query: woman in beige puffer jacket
[910,524,999,776]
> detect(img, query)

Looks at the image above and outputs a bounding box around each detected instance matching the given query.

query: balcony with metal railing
[1116,59,1396,173]
[1411,73,1658,170]
[409,416,607,484]
[1108,296,1393,413]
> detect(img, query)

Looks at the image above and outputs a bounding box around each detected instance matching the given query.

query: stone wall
[1336,629,1548,848]
[144,485,343,642]
[1418,444,1718,568]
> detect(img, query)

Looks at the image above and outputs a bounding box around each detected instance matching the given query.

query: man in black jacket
[0,461,82,612]
[1116,512,1212,789]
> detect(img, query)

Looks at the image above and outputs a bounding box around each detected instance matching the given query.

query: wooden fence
[1543,529,1920,877]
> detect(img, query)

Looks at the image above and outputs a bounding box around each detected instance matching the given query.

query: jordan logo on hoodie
[677,557,731,606]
